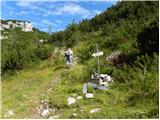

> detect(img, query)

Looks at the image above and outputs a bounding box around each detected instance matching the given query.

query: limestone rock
[90,108,100,113]
[85,93,94,98]
[67,97,77,105]
[4,110,14,117]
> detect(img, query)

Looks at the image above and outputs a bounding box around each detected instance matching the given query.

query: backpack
[65,51,70,61]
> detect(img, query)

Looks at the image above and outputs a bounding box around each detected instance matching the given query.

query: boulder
[4,110,14,117]
[90,108,100,113]
[40,109,49,117]
[67,97,77,105]
[73,113,77,116]
[85,93,94,98]
[106,51,125,67]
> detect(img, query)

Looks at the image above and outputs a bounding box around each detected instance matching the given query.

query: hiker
[64,48,73,67]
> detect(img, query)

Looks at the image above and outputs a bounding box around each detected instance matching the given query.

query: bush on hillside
[137,18,159,55]
[1,28,51,74]
[35,45,54,60]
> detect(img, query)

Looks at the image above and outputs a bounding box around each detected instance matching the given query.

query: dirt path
[27,70,62,119]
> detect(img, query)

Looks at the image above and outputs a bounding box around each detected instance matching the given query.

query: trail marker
[92,43,103,74]
[92,52,103,57]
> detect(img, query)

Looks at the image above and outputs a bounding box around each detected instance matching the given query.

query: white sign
[92,52,103,57]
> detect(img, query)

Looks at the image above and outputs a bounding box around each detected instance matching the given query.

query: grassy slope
[48,62,158,119]
[1,2,158,118]
[1,55,63,118]
[1,45,158,119]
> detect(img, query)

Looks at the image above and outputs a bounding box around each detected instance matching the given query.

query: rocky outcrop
[106,51,125,67]
[0,20,33,32]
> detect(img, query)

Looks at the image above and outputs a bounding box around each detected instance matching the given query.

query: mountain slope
[1,20,53,74]
[1,1,159,119]
[47,1,159,118]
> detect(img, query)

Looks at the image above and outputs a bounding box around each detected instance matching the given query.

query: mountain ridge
[0,19,33,32]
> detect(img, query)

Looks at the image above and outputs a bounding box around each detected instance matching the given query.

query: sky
[1,0,118,32]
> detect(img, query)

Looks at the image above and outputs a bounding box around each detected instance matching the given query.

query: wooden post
[96,43,100,74]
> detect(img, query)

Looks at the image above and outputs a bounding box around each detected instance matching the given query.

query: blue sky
[1,0,118,32]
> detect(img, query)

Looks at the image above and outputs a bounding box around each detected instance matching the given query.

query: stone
[106,51,125,67]
[73,113,77,116]
[4,110,14,117]
[90,108,100,113]
[83,83,88,94]
[39,39,43,43]
[80,109,84,112]
[40,109,49,117]
[8,110,14,115]
[76,96,83,100]
[87,82,108,90]
[85,93,94,98]
[67,97,77,105]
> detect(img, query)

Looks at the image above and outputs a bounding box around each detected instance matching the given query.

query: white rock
[106,75,113,82]
[4,110,14,117]
[48,87,53,92]
[99,79,109,86]
[83,83,87,94]
[67,97,77,105]
[41,109,49,116]
[85,93,94,98]
[39,39,43,43]
[73,113,77,116]
[1,21,33,32]
[8,110,14,115]
[80,109,84,112]
[90,108,100,113]
[99,74,107,78]
[76,96,83,100]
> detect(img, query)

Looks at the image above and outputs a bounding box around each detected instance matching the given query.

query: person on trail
[64,48,73,67]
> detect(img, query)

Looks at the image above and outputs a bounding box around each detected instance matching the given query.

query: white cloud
[16,1,104,19]
[41,19,52,25]
[43,3,91,19]
[8,10,28,16]
[41,19,58,27]
[55,19,62,24]
[17,0,45,12]
[31,21,39,26]
[9,11,14,16]
[17,0,35,7]
[56,3,90,18]
[93,10,101,15]
[19,11,28,15]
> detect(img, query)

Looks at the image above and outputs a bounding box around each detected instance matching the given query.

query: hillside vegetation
[48,1,159,118]
[1,27,53,74]
[1,1,159,119]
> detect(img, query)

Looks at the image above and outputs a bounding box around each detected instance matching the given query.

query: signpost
[82,44,108,94]
[92,43,103,74]
[92,52,103,57]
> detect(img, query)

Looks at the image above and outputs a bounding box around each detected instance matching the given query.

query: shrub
[137,18,159,55]
[35,45,54,60]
